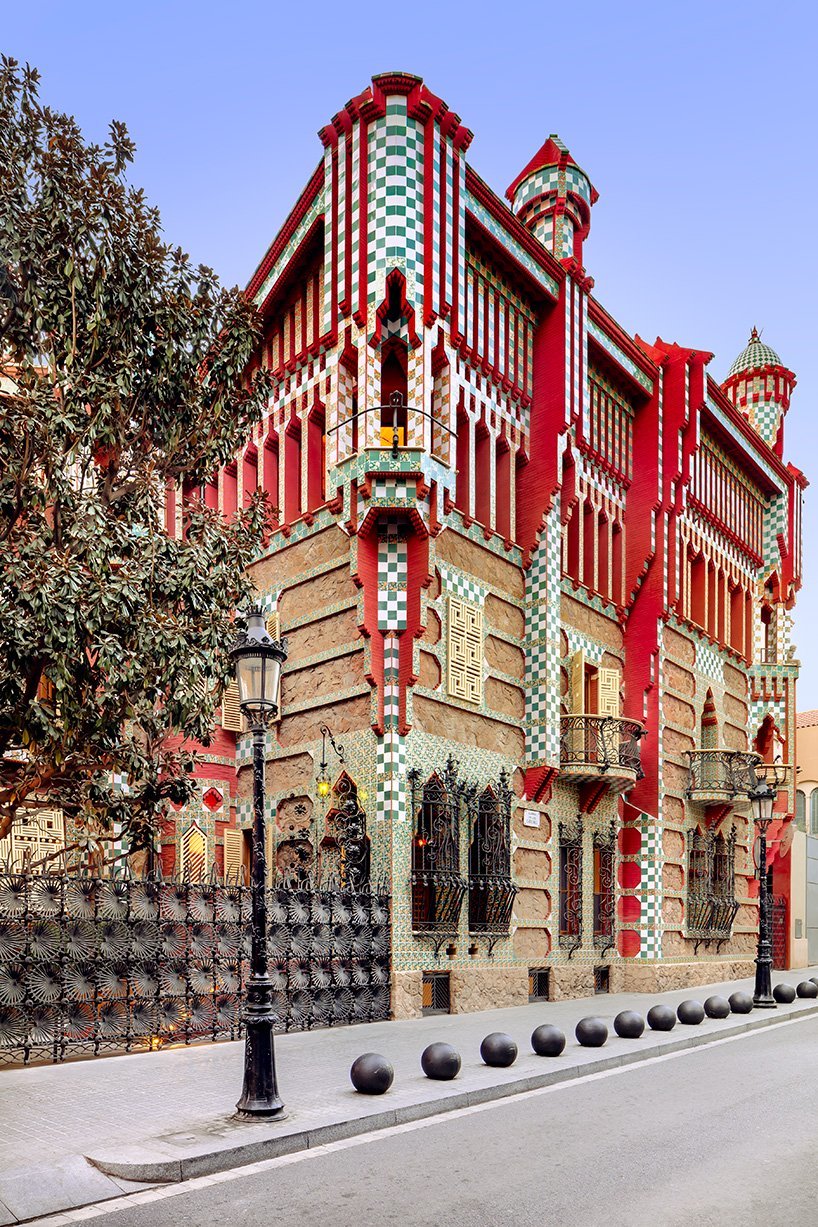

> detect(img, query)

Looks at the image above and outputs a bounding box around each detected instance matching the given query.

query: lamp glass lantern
[232,609,285,721]
[750,782,776,828]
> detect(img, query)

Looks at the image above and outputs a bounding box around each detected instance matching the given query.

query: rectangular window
[447,595,483,706]
[528,968,550,1001]
[422,971,451,1015]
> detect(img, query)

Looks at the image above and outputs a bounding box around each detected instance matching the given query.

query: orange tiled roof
[796,710,818,728]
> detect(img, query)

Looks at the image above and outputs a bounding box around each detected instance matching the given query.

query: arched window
[810,791,818,837]
[180,822,207,882]
[795,789,806,829]
[468,776,515,934]
[321,772,369,888]
[408,762,466,932]
[380,341,408,445]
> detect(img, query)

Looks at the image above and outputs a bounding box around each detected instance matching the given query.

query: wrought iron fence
[686,824,738,948]
[560,715,644,777]
[0,865,391,1066]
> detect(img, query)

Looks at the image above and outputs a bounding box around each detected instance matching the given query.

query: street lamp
[748,767,783,1009]
[230,608,287,1116]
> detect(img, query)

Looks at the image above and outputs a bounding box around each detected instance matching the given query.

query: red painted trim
[465,167,564,293]
[246,164,324,302]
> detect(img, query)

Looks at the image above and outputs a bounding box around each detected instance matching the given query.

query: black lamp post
[230,608,287,1116]
[749,773,779,1009]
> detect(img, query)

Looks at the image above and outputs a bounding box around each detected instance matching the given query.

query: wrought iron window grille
[408,759,468,956]
[560,715,645,778]
[558,819,583,957]
[686,825,739,951]
[0,861,391,1066]
[592,821,617,955]
[320,772,371,891]
[467,771,516,956]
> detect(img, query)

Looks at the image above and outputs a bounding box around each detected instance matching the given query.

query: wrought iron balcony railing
[467,874,516,935]
[560,715,645,779]
[685,750,763,798]
[410,868,467,934]
[686,891,740,947]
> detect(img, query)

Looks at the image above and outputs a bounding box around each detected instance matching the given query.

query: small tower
[506,135,598,267]
[722,328,796,457]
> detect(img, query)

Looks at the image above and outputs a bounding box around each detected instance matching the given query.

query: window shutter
[223,828,244,882]
[266,611,281,640]
[569,650,585,714]
[447,595,483,706]
[181,822,207,881]
[220,681,244,732]
[597,668,620,717]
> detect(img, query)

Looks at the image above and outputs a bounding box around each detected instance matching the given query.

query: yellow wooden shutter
[569,650,585,714]
[266,611,280,640]
[447,595,483,705]
[597,668,621,717]
[223,828,244,882]
[220,681,244,732]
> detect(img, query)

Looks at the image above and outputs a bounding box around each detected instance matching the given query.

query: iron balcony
[559,714,645,788]
[684,749,763,801]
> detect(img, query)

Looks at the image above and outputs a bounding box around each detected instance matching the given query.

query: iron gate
[0,865,391,1065]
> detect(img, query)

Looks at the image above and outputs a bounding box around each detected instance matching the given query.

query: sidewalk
[2,967,818,1224]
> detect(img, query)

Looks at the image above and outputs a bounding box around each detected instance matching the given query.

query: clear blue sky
[5,0,817,700]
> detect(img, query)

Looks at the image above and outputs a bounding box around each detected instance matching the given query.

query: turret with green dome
[722,327,796,456]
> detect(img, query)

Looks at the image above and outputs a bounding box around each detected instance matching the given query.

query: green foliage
[0,57,271,846]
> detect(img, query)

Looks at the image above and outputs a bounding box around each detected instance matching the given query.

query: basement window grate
[528,967,551,1001]
[594,966,610,994]
[422,971,451,1015]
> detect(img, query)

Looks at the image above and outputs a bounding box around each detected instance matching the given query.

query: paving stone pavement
[2,967,818,1224]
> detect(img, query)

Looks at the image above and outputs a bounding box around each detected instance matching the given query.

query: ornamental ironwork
[685,750,762,797]
[408,758,468,936]
[322,772,370,890]
[0,864,390,1066]
[686,825,738,949]
[593,821,617,954]
[467,772,516,939]
[558,819,583,956]
[560,715,644,777]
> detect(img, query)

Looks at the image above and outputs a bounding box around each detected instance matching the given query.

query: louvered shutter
[569,650,585,714]
[223,828,244,882]
[597,668,621,717]
[220,681,244,732]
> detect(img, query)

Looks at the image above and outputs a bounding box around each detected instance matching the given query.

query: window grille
[529,968,550,1001]
[447,595,483,706]
[408,760,467,933]
[686,825,738,946]
[593,822,616,952]
[322,771,370,889]
[559,820,583,955]
[467,773,516,934]
[181,822,207,882]
[594,966,610,994]
[422,971,451,1015]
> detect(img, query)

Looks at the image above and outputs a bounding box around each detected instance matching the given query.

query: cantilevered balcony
[559,715,645,789]
[684,750,762,803]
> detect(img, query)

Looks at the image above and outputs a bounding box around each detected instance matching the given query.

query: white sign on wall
[523,809,541,829]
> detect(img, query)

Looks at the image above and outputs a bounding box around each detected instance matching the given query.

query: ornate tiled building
[158,72,805,1011]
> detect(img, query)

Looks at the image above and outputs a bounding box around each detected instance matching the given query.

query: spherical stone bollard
[531,1024,566,1057]
[728,991,754,1014]
[646,1004,676,1032]
[676,1000,705,1026]
[810,977,818,989]
[773,982,796,1004]
[613,1010,645,1039]
[480,1032,518,1068]
[350,1052,394,1095]
[796,980,818,999]
[420,1042,461,1081]
[704,995,730,1019]
[575,1016,608,1047]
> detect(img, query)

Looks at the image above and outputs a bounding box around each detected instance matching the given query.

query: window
[409,766,466,932]
[468,779,516,933]
[686,825,738,942]
[181,822,207,882]
[321,772,370,889]
[447,595,483,706]
[593,824,616,950]
[422,971,451,1015]
[559,821,583,952]
[0,807,65,871]
[795,789,806,830]
[529,968,550,1001]
[810,792,818,837]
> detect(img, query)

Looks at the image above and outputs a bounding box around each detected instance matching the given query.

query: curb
[87,999,818,1185]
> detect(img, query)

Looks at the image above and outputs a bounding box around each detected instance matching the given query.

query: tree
[0,57,272,852]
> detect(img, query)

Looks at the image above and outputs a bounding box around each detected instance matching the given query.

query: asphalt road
[80,1016,818,1227]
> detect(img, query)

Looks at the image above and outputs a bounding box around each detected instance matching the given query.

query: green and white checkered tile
[438,564,486,606]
